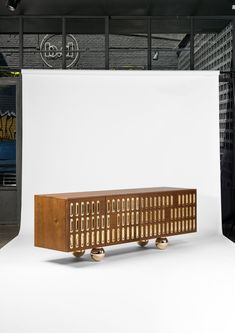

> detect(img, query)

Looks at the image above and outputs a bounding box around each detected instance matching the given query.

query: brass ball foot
[91,248,105,262]
[138,240,149,247]
[73,250,85,258]
[156,238,168,250]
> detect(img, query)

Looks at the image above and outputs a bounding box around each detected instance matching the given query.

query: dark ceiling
[0,0,234,34]
[0,0,234,16]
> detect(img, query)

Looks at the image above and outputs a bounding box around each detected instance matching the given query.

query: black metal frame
[0,15,234,71]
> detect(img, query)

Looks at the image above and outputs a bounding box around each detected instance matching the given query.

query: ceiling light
[232,4,235,10]
[6,0,19,11]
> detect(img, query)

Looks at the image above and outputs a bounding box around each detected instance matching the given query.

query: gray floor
[0,225,19,249]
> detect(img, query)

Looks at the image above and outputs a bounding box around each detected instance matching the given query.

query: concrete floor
[0,225,19,249]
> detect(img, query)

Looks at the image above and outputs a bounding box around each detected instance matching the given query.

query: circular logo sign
[40,34,79,69]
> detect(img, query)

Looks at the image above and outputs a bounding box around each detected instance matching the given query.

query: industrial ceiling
[0,0,234,16]
[0,0,233,34]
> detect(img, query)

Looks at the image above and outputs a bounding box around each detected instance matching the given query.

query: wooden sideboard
[35,187,197,261]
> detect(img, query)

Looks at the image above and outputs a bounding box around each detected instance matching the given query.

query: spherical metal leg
[155,238,168,250]
[91,248,105,262]
[73,250,85,258]
[138,239,149,247]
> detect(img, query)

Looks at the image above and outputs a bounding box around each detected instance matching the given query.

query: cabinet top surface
[35,187,196,199]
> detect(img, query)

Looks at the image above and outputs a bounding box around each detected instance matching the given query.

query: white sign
[40,34,79,68]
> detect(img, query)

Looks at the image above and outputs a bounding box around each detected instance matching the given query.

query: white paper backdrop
[21,70,221,236]
[1,70,234,333]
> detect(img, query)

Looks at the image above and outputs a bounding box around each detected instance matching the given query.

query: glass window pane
[193,19,232,71]
[66,18,105,69]
[109,19,147,70]
[0,19,19,70]
[23,18,62,69]
[151,18,191,70]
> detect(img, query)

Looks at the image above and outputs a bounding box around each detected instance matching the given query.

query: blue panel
[0,141,16,173]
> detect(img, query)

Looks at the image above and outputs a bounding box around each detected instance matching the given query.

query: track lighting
[6,0,20,12]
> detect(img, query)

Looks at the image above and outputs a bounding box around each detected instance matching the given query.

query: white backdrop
[2,70,234,333]
[21,70,221,235]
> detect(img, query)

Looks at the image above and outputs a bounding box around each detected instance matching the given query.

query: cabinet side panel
[35,196,68,252]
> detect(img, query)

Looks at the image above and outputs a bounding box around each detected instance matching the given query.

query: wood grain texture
[35,187,195,199]
[35,188,197,253]
[35,196,68,251]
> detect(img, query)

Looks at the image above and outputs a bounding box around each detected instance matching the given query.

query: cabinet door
[106,194,141,245]
[67,197,106,251]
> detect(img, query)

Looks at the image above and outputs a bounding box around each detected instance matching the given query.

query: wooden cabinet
[35,187,197,261]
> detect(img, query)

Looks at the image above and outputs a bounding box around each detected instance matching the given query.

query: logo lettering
[40,34,79,68]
